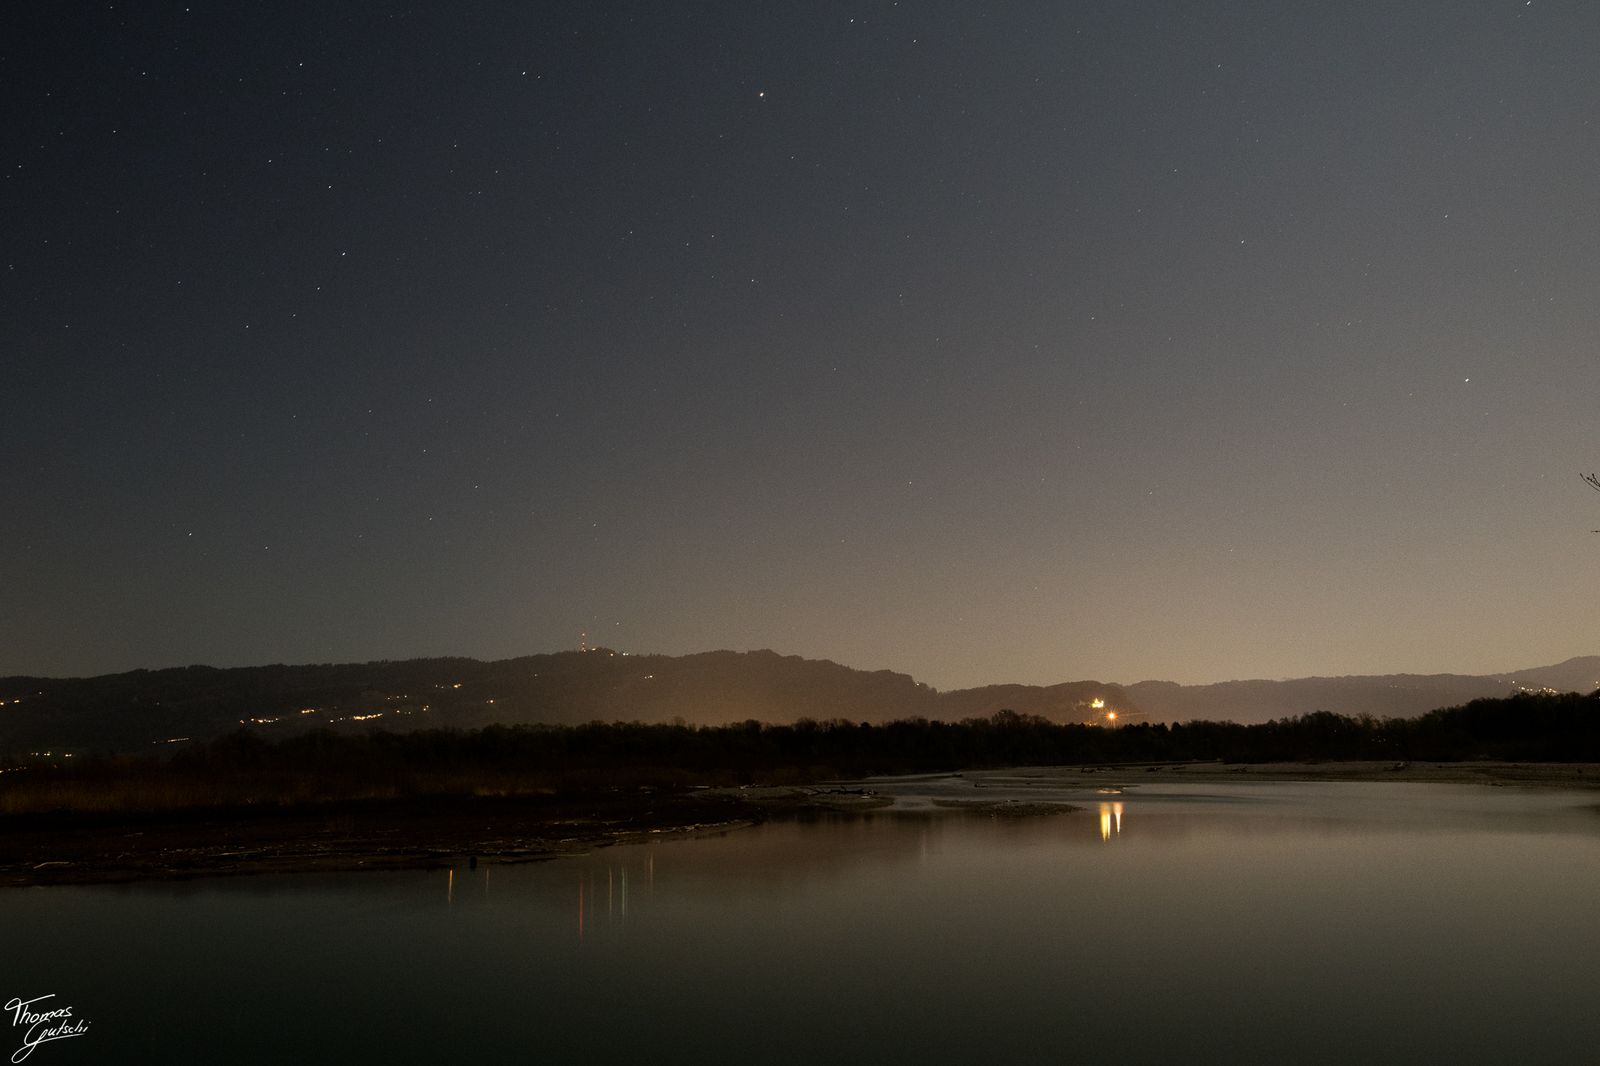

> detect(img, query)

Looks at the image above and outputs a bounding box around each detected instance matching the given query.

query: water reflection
[6,782,1600,1065]
[1098,801,1125,841]
[444,863,495,906]
[569,851,659,943]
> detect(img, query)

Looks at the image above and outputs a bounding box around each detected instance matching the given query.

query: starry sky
[5,1,1599,689]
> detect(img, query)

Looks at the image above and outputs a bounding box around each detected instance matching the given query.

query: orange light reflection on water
[1098,802,1125,842]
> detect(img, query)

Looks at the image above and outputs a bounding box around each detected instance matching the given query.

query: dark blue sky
[5,1,1598,687]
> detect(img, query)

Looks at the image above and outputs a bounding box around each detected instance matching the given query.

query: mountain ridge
[1,650,1596,757]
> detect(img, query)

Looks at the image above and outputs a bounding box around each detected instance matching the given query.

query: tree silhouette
[1584,473,1600,532]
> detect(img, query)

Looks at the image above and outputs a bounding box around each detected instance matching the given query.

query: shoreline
[0,790,765,889]
[4,761,1596,888]
[942,759,1600,789]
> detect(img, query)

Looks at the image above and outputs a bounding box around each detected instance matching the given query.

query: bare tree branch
[1585,472,1600,493]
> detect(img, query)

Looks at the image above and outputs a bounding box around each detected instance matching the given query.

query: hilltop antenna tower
[579,630,589,653]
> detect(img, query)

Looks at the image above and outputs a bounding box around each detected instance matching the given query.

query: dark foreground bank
[0,789,780,888]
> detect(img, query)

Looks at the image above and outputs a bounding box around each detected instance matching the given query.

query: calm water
[4,778,1600,1064]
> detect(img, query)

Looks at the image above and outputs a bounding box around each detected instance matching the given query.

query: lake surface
[4,777,1600,1064]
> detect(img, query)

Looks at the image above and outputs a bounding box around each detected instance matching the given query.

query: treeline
[3,691,1598,814]
[169,690,1600,778]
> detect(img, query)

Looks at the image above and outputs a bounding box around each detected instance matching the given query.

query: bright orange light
[1106,711,1117,721]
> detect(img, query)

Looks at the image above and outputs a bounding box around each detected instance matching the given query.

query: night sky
[5,1,1599,689]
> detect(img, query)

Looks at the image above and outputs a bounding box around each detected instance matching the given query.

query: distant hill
[1126,656,1600,724]
[0,650,1594,757]
[0,650,1134,756]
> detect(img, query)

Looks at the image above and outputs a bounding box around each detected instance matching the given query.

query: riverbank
[0,789,773,888]
[4,761,1596,887]
[1012,759,1600,788]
